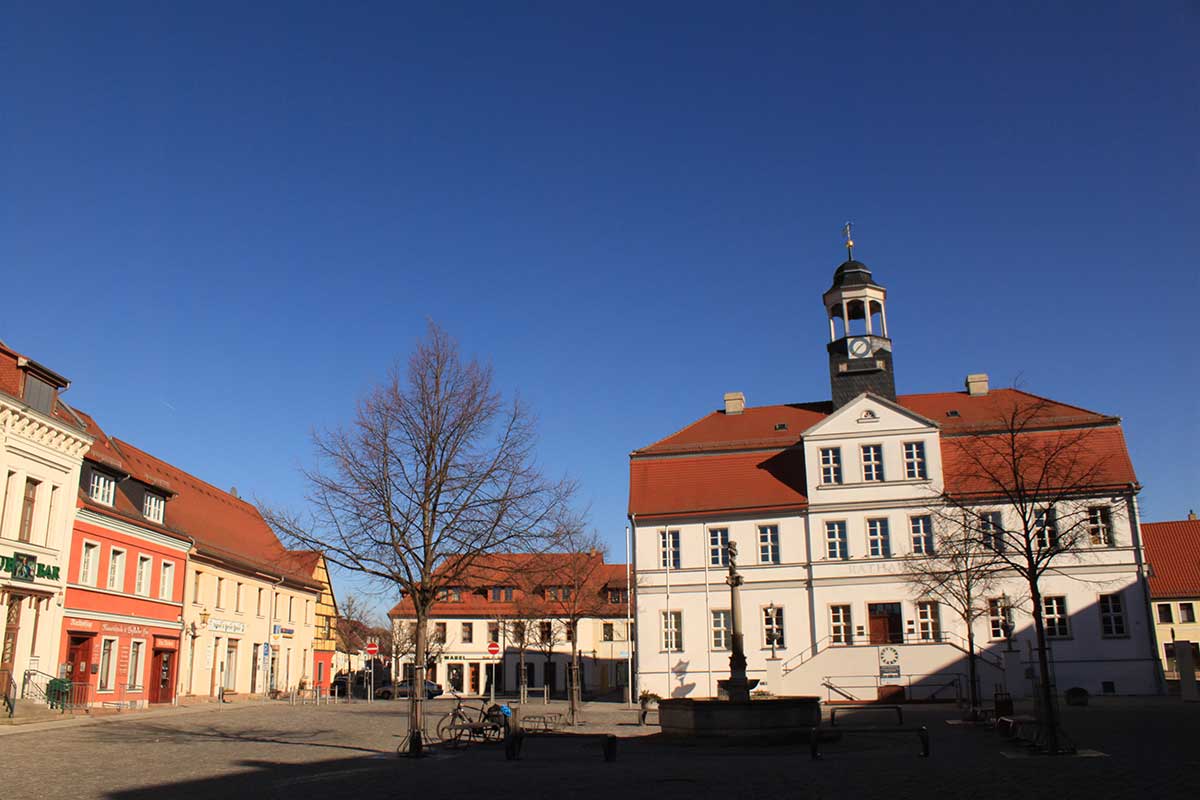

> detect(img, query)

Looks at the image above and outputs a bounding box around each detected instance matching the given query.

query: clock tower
[823,253,896,409]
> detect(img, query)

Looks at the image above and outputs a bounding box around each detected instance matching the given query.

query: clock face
[847,336,872,359]
[879,646,899,665]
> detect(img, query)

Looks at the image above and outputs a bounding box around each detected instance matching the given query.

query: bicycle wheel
[437,711,466,748]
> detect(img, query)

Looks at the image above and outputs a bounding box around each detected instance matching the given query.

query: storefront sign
[153,636,179,650]
[273,625,295,638]
[0,552,59,582]
[209,619,246,634]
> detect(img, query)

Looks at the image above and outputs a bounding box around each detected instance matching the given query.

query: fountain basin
[657,696,821,739]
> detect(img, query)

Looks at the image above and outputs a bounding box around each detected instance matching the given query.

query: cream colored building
[1142,518,1200,681]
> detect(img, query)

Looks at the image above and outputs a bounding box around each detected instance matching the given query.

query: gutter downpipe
[625,523,633,707]
[702,524,713,696]
[180,535,196,705]
[1126,485,1165,695]
[627,512,640,704]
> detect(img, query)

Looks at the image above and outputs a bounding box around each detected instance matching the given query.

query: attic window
[774,423,788,432]
[946,410,961,418]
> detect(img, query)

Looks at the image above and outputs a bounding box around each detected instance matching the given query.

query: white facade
[632,392,1159,702]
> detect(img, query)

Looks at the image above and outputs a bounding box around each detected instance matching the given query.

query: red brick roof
[1142,520,1200,599]
[0,341,86,431]
[388,553,628,620]
[630,388,1135,519]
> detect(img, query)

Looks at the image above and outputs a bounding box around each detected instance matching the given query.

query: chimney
[230,486,239,499]
[965,373,989,397]
[723,391,745,415]
[1189,509,1197,521]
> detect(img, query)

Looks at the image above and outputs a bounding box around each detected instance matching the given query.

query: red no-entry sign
[365,642,379,656]
[487,641,500,656]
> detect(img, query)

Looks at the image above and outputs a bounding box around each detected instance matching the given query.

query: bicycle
[435,692,508,748]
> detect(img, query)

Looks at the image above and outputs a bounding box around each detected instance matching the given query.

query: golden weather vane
[843,221,855,259]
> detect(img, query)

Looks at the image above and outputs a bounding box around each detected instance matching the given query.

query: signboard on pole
[487,642,501,657]
[366,642,379,656]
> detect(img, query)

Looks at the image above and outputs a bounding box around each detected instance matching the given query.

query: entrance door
[1,596,23,690]
[544,661,556,692]
[469,662,480,695]
[867,603,903,644]
[447,663,464,692]
[66,635,93,682]
[150,650,175,703]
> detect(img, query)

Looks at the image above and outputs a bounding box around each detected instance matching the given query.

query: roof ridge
[114,436,258,512]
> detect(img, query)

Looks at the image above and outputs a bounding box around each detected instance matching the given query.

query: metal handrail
[820,672,962,704]
[22,668,59,702]
[782,636,833,674]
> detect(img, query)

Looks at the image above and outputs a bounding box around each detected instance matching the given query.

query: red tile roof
[1142,520,1200,599]
[0,341,86,431]
[630,388,1135,518]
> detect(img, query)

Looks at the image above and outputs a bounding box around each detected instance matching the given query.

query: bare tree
[260,322,573,755]
[938,394,1125,753]
[906,508,1004,717]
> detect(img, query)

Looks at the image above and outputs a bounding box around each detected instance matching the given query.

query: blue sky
[3,3,1196,618]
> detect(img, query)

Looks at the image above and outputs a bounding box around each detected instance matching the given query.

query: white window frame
[1099,593,1127,638]
[708,528,729,567]
[107,548,126,592]
[830,605,853,645]
[461,621,474,643]
[1182,603,1196,624]
[661,610,683,652]
[159,560,174,601]
[825,520,848,560]
[256,587,265,617]
[143,492,164,524]
[1035,507,1058,550]
[192,570,203,605]
[128,639,146,689]
[659,529,681,570]
[711,610,731,650]
[861,444,884,482]
[216,576,225,609]
[1087,506,1113,546]
[762,606,785,650]
[988,598,1012,641]
[903,441,927,480]
[917,601,941,641]
[1043,596,1069,638]
[135,555,152,597]
[910,515,934,555]
[980,511,1005,552]
[819,447,843,485]
[80,540,101,587]
[758,525,780,564]
[89,472,116,506]
[98,637,118,692]
[235,582,244,613]
[867,518,890,558]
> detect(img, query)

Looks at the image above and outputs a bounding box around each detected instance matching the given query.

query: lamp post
[767,603,779,661]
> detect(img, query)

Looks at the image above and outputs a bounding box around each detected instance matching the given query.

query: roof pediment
[802,392,939,439]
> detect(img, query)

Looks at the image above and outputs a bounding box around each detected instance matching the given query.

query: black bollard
[504,729,525,761]
[602,735,618,762]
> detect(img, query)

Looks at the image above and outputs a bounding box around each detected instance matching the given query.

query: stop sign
[365,642,379,656]
[487,641,500,656]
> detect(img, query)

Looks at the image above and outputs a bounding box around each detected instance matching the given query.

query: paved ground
[3,696,1198,799]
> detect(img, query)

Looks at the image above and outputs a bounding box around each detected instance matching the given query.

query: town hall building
[628,251,1159,703]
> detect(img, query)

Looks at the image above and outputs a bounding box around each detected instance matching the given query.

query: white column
[2,469,26,539]
[880,303,889,338]
[828,312,836,342]
[841,301,850,336]
[865,300,874,335]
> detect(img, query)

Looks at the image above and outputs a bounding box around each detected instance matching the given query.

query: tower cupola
[822,228,896,408]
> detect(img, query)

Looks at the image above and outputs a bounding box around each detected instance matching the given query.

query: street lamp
[767,603,779,661]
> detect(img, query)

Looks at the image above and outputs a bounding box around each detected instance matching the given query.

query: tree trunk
[1027,580,1061,754]
[966,626,980,716]
[409,612,427,755]
[569,636,580,725]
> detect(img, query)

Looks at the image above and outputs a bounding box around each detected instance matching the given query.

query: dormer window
[490,586,514,602]
[143,492,165,524]
[23,374,55,415]
[89,471,116,506]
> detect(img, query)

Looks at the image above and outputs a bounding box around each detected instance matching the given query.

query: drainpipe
[1125,486,1165,695]
[627,512,638,704]
[179,536,196,705]
[268,574,285,694]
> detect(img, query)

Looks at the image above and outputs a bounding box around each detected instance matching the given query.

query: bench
[810,725,930,759]
[504,729,618,762]
[995,715,1037,741]
[520,713,564,732]
[829,704,903,727]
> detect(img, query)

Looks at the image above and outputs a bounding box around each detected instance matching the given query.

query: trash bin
[47,678,70,710]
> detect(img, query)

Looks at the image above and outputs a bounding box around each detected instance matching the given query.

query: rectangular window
[539,621,553,643]
[159,561,174,600]
[1099,594,1127,637]
[988,598,1012,640]
[1182,603,1196,624]
[461,622,473,643]
[661,611,682,652]
[288,596,294,622]
[903,441,927,479]
[917,601,941,641]
[89,471,116,506]
[763,606,785,650]
[216,577,225,609]
[820,447,843,485]
[861,444,884,482]
[830,605,852,645]
[980,511,1005,551]
[108,548,126,591]
[1087,507,1113,546]
[80,541,100,586]
[825,521,848,560]
[1157,603,1174,624]
[256,588,264,616]
[143,492,164,524]
[18,478,38,542]
[236,583,244,613]
[128,641,145,689]
[1035,507,1058,550]
[490,586,514,602]
[867,518,891,558]
[910,515,934,555]
[135,555,152,597]
[758,525,780,564]
[659,530,681,569]
[434,622,447,643]
[1043,596,1069,638]
[608,589,628,604]
[192,571,202,604]
[711,610,731,650]
[98,638,117,691]
[603,622,614,642]
[708,528,729,567]
[488,622,500,643]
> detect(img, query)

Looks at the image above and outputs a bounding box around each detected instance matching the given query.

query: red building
[58,411,191,707]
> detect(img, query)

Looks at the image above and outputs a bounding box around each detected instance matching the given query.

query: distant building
[292,552,338,692]
[388,553,633,698]
[629,252,1159,701]
[1141,516,1200,680]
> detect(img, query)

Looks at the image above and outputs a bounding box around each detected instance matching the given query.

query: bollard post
[602,735,618,762]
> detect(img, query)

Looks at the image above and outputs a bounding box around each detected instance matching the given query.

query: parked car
[392,679,444,699]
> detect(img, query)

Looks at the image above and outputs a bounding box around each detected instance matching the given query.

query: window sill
[817,478,932,491]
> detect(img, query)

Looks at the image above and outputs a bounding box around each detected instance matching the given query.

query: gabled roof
[1142,519,1200,599]
[630,448,808,520]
